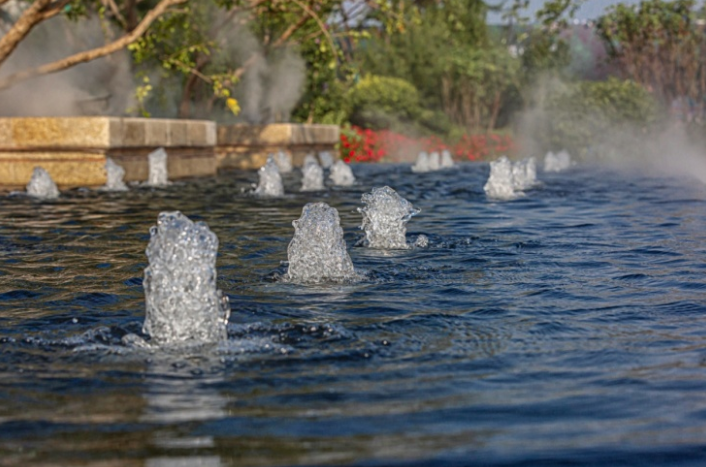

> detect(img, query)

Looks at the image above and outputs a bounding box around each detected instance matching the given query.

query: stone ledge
[0,117,216,149]
[217,123,339,146]
[216,123,339,170]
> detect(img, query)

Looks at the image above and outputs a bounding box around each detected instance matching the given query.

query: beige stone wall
[0,117,218,189]
[0,119,340,189]
[217,123,339,170]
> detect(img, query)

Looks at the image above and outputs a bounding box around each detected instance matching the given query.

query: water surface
[2,163,706,466]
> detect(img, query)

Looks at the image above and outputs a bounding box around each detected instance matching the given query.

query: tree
[596,0,706,116]
[0,0,189,91]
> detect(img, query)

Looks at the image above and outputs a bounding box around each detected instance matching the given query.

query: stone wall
[0,118,339,190]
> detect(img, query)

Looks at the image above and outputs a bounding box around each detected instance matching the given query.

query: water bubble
[412,152,431,173]
[358,186,420,249]
[254,155,284,197]
[142,211,230,347]
[544,150,572,172]
[484,156,525,200]
[26,167,59,199]
[285,202,358,283]
[274,150,293,173]
[440,150,454,169]
[103,158,128,191]
[147,147,169,187]
[300,156,324,191]
[329,160,356,186]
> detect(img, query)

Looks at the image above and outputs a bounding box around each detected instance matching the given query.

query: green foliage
[539,78,660,157]
[596,0,706,109]
[442,46,520,131]
[348,75,421,119]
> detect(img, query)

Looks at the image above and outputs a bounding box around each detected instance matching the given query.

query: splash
[103,158,128,191]
[512,157,537,191]
[428,152,441,171]
[318,151,335,168]
[300,156,324,191]
[275,150,293,174]
[440,150,454,169]
[544,150,572,172]
[358,186,422,249]
[285,202,358,283]
[412,152,431,173]
[148,148,168,186]
[26,167,59,199]
[329,160,356,186]
[254,155,284,197]
[484,156,518,200]
[141,211,230,347]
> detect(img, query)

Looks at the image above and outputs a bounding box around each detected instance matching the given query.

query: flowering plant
[340,126,516,163]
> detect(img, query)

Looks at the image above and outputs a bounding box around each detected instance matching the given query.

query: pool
[2,162,706,466]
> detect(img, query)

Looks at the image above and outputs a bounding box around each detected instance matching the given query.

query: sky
[487,0,642,23]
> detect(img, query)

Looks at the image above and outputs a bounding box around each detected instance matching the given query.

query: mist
[0,10,135,117]
[513,76,706,184]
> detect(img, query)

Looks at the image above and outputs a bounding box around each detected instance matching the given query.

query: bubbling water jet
[512,157,537,190]
[318,151,334,169]
[544,150,572,172]
[275,150,293,174]
[358,186,425,249]
[300,155,324,191]
[285,202,358,283]
[440,150,454,169]
[103,158,128,191]
[329,160,356,186]
[412,152,431,173]
[26,167,59,199]
[254,155,284,197]
[428,152,441,171]
[148,148,169,186]
[484,156,518,200]
[139,211,230,347]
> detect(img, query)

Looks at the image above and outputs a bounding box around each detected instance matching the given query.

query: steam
[514,76,706,184]
[0,9,135,116]
[226,23,306,124]
[0,3,306,122]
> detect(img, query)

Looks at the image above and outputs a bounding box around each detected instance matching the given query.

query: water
[318,151,335,169]
[428,151,441,171]
[254,156,284,197]
[512,157,538,191]
[484,155,518,199]
[545,150,572,172]
[329,160,356,186]
[25,166,59,199]
[103,158,128,192]
[136,211,230,348]
[285,202,358,283]
[274,150,293,174]
[358,185,422,249]
[300,156,324,191]
[441,150,454,169]
[148,147,169,186]
[412,151,430,173]
[3,161,706,465]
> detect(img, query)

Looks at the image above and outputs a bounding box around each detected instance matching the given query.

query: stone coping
[0,117,216,149]
[217,123,339,146]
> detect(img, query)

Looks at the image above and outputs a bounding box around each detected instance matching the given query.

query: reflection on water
[3,163,706,465]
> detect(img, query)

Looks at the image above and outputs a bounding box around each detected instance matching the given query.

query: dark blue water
[2,162,706,466]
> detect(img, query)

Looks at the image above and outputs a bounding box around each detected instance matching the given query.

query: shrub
[538,78,660,158]
[347,75,422,125]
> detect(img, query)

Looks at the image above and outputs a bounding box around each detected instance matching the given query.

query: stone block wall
[0,118,340,190]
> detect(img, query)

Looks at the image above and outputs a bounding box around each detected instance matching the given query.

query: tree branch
[0,0,188,91]
[0,0,54,65]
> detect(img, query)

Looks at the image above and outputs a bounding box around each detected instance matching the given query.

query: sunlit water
[3,162,706,466]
